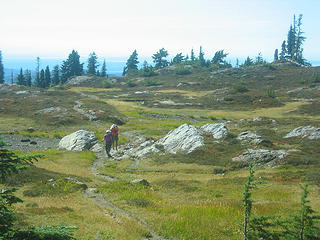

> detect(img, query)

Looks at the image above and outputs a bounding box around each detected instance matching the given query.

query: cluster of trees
[10,50,107,88]
[242,165,320,240]
[0,51,4,84]
[274,14,308,65]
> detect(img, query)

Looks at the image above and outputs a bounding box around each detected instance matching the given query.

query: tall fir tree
[44,66,51,87]
[39,69,45,88]
[280,40,287,60]
[274,49,279,61]
[16,68,25,86]
[287,25,296,58]
[60,50,83,83]
[34,57,40,87]
[152,48,169,69]
[100,59,107,77]
[24,70,32,87]
[51,65,60,86]
[87,52,98,75]
[198,46,206,66]
[212,50,228,65]
[123,50,139,75]
[190,48,195,62]
[295,14,306,63]
[0,51,4,84]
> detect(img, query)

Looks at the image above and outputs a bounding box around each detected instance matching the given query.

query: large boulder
[59,130,98,151]
[201,123,227,139]
[156,124,204,154]
[232,149,299,167]
[284,126,320,140]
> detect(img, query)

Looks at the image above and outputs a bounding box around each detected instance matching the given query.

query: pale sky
[1,0,319,63]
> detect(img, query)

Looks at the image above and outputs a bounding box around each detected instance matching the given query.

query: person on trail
[104,130,112,157]
[110,124,119,150]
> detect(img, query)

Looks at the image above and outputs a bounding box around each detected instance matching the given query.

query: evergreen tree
[280,40,287,60]
[44,66,51,87]
[198,46,206,66]
[254,52,265,65]
[211,50,228,65]
[123,50,139,76]
[39,69,45,88]
[60,50,83,83]
[287,24,296,59]
[171,53,184,65]
[242,57,254,67]
[236,58,239,68]
[24,70,32,87]
[152,48,169,69]
[87,52,99,75]
[100,59,107,77]
[184,54,189,61]
[190,49,195,62]
[0,51,4,84]
[34,57,40,87]
[274,49,279,61]
[51,65,60,86]
[16,68,25,86]
[295,14,306,64]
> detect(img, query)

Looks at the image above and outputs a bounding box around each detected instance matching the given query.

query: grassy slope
[1,63,320,239]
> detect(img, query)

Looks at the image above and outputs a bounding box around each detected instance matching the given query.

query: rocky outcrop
[59,130,98,151]
[237,131,263,145]
[284,126,320,140]
[156,124,204,154]
[232,149,299,166]
[201,123,227,139]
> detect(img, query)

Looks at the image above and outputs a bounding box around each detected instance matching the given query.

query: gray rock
[35,107,64,114]
[156,124,204,154]
[237,131,263,145]
[16,90,29,94]
[134,144,160,158]
[232,149,299,166]
[131,179,150,186]
[65,177,88,189]
[284,126,320,140]
[201,123,227,139]
[59,130,98,151]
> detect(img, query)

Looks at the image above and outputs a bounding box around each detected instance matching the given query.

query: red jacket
[111,126,119,136]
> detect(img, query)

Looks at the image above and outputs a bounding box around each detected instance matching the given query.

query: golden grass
[67,86,122,93]
[155,89,212,97]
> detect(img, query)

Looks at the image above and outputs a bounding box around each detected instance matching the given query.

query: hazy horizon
[1,0,319,66]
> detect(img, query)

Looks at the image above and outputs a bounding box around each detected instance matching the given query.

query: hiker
[110,124,119,150]
[104,130,112,157]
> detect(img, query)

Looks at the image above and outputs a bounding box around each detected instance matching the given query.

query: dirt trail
[85,144,167,240]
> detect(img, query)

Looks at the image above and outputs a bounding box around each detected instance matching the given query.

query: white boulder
[59,130,98,151]
[284,126,320,140]
[201,123,227,139]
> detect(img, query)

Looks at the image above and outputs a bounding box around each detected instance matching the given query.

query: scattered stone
[21,139,31,142]
[27,127,35,133]
[48,178,56,183]
[35,107,65,114]
[135,90,150,94]
[284,126,320,140]
[253,117,263,122]
[232,149,299,167]
[237,131,263,145]
[65,177,88,189]
[16,90,29,94]
[59,130,98,151]
[131,179,150,186]
[201,123,227,139]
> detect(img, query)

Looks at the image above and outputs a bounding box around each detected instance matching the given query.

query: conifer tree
[87,52,99,75]
[0,51,4,84]
[60,50,83,83]
[287,24,296,59]
[39,69,45,88]
[123,50,139,76]
[295,14,306,64]
[171,53,184,65]
[198,46,206,66]
[152,48,169,69]
[211,50,228,65]
[274,49,279,61]
[190,49,195,62]
[51,65,60,86]
[16,68,25,86]
[254,52,265,65]
[34,57,40,87]
[242,57,254,67]
[44,66,51,87]
[24,70,32,87]
[100,59,107,77]
[280,40,287,60]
